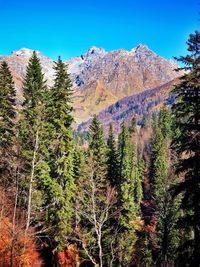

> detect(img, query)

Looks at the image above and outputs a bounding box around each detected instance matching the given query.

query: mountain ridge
[0,45,181,122]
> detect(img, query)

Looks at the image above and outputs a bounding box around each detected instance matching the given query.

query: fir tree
[107,124,118,187]
[19,51,47,234]
[0,61,16,186]
[159,105,171,139]
[117,122,140,266]
[39,57,76,249]
[77,118,114,267]
[129,117,137,134]
[88,115,107,181]
[172,31,200,266]
[150,128,167,201]
[134,156,144,204]
[0,61,16,148]
[150,123,180,265]
[151,112,157,134]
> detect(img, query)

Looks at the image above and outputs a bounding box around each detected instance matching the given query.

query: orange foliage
[0,189,42,267]
[55,245,79,267]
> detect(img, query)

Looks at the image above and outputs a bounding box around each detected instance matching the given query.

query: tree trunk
[97,230,103,267]
[10,167,19,267]
[25,127,39,235]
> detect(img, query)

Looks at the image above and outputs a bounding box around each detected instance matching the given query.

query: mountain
[77,79,177,135]
[0,48,54,105]
[68,44,180,123]
[0,45,180,121]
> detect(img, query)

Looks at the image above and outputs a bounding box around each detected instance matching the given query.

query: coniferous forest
[0,31,199,267]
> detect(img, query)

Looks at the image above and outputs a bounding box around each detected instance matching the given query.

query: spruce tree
[150,128,168,201]
[172,31,200,266]
[107,124,118,187]
[150,120,180,265]
[129,117,137,134]
[19,51,47,234]
[0,61,16,148]
[117,122,140,266]
[40,57,76,249]
[77,117,113,267]
[151,112,157,134]
[159,105,171,139]
[134,156,144,204]
[0,61,16,186]
[88,115,107,181]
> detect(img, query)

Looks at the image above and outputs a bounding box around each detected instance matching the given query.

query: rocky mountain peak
[86,46,107,56]
[1,44,182,124]
[135,43,150,51]
[12,48,37,58]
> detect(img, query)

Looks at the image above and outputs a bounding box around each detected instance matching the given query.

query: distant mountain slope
[0,45,180,122]
[68,44,180,122]
[77,79,177,135]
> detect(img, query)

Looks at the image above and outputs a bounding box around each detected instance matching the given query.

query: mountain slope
[77,79,177,135]
[0,45,180,122]
[69,44,179,122]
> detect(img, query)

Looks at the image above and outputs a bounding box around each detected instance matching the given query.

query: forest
[0,31,199,267]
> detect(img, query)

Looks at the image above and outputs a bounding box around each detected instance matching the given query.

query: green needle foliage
[159,105,172,139]
[107,123,119,187]
[0,61,16,187]
[40,57,76,250]
[172,31,200,266]
[117,122,140,266]
[88,115,107,181]
[18,51,47,226]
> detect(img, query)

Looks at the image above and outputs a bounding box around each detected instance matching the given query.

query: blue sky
[0,0,199,59]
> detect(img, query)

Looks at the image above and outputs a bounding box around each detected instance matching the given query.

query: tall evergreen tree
[0,61,16,147]
[134,156,144,204]
[150,128,168,201]
[107,124,118,187]
[88,115,107,181]
[39,57,76,250]
[150,120,180,266]
[151,112,157,134]
[172,31,200,266]
[0,61,16,186]
[159,105,171,139]
[116,122,140,266]
[19,51,47,234]
[129,117,137,134]
[77,117,114,267]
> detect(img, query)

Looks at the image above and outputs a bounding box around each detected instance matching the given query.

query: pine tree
[107,124,118,187]
[171,31,200,266]
[39,57,76,250]
[0,61,16,187]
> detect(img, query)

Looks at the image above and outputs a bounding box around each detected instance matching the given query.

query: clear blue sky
[0,0,199,60]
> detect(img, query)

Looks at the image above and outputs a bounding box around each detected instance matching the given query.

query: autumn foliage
[0,189,42,267]
[55,245,79,267]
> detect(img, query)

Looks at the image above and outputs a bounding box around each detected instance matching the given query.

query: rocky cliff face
[0,45,180,122]
[69,44,179,122]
